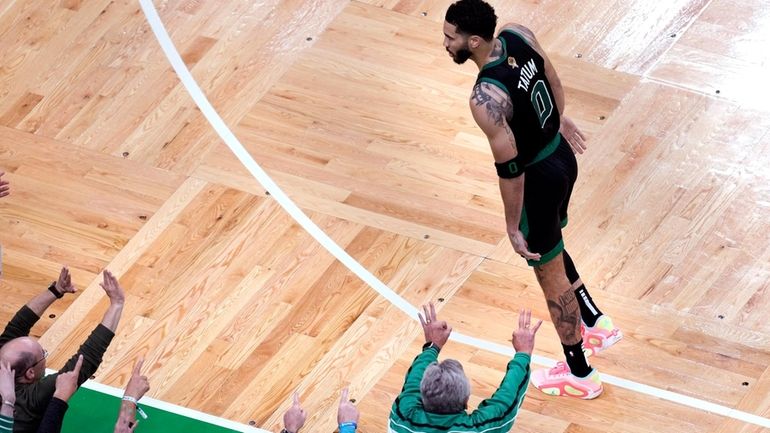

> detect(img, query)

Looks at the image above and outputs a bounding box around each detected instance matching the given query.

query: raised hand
[54,354,83,402]
[56,266,77,295]
[417,302,452,350]
[282,392,306,433]
[560,116,587,154]
[337,388,359,425]
[0,360,15,404]
[511,309,542,355]
[124,358,150,400]
[100,270,125,306]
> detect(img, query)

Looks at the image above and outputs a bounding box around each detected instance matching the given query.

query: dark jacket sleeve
[58,324,115,386]
[0,307,40,348]
[391,346,439,420]
[35,398,68,433]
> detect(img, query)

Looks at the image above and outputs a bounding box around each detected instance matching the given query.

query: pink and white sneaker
[531,362,603,399]
[581,315,623,357]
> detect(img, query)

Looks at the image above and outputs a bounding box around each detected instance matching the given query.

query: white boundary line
[45,369,267,432]
[138,0,770,429]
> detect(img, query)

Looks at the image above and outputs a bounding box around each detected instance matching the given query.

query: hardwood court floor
[1,0,769,432]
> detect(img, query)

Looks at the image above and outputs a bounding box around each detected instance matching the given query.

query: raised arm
[470,83,539,260]
[470,310,541,425]
[25,267,77,317]
[0,268,76,346]
[391,303,451,420]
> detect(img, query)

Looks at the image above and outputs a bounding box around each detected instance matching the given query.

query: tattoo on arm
[471,83,513,127]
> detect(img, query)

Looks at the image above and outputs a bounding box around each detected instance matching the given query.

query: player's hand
[418,302,452,349]
[560,116,587,154]
[509,231,541,261]
[511,309,542,355]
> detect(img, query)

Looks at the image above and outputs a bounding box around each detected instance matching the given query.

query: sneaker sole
[584,329,623,357]
[535,384,604,400]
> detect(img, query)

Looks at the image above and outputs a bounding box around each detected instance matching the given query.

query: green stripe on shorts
[526,239,564,267]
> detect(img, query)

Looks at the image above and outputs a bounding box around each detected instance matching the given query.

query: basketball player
[443,0,622,398]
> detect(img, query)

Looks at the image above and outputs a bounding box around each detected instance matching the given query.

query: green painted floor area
[61,387,242,433]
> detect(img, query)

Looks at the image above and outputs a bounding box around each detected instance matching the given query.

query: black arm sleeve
[35,397,69,433]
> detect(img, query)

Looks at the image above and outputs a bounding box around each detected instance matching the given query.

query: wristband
[122,396,148,419]
[422,341,438,351]
[339,422,357,433]
[48,282,64,299]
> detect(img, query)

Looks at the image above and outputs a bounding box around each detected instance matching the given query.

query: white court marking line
[139,0,770,429]
[45,369,267,433]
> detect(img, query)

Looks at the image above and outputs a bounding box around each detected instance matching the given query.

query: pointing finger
[132,358,145,376]
[72,354,84,375]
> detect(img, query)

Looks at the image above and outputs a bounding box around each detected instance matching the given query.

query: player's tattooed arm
[470,82,513,127]
[470,83,527,259]
[470,82,516,163]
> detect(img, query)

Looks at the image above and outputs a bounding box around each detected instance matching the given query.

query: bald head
[0,336,46,383]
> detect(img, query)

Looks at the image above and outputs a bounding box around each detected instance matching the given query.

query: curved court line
[139,0,770,429]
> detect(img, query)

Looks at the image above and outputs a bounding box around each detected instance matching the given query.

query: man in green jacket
[389,303,541,433]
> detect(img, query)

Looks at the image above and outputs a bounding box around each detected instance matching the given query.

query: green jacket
[389,346,530,433]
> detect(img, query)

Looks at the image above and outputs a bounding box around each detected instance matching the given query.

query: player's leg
[520,148,602,399]
[563,250,623,356]
[555,138,622,356]
[528,253,602,399]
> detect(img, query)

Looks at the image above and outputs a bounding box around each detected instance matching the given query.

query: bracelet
[339,422,357,433]
[48,282,64,299]
[2,400,14,408]
[122,396,148,419]
[422,341,438,351]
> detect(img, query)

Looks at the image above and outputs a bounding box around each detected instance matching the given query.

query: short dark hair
[11,351,36,378]
[445,0,498,41]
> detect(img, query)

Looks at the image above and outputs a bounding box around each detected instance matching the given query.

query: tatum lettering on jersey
[517,58,537,92]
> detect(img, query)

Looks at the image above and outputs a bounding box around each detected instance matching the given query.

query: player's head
[443,0,498,64]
